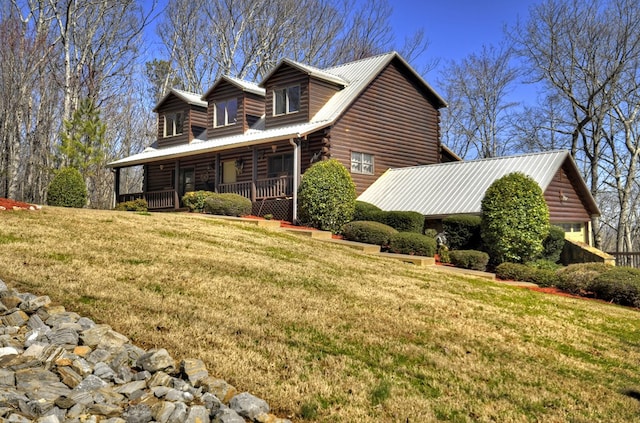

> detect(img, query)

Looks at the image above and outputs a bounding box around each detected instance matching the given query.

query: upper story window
[351,151,374,175]
[215,98,238,127]
[274,86,300,115]
[164,112,184,137]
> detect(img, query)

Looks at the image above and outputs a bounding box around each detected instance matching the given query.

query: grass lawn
[1,207,639,422]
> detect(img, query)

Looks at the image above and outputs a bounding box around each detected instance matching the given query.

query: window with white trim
[274,86,300,115]
[164,112,184,137]
[214,98,238,127]
[351,152,374,175]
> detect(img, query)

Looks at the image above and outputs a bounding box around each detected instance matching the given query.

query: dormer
[260,59,347,129]
[153,88,208,148]
[202,76,266,137]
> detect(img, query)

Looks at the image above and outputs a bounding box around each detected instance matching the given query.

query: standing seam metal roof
[358,150,594,217]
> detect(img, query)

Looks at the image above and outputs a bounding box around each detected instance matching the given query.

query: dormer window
[215,98,238,127]
[164,112,183,137]
[274,86,300,115]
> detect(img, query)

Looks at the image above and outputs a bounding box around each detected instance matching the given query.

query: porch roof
[107,120,331,168]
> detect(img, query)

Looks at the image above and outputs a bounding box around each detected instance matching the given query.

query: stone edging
[0,279,291,423]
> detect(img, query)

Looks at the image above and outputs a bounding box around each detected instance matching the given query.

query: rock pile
[0,279,291,423]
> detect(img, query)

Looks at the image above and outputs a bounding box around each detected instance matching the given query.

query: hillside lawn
[1,207,639,422]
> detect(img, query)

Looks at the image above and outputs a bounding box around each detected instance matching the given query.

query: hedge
[183,191,216,212]
[384,211,424,234]
[442,214,482,250]
[203,193,252,216]
[114,199,148,212]
[542,225,565,263]
[449,250,490,271]
[353,201,383,222]
[388,232,436,256]
[341,221,397,246]
[589,267,640,307]
[556,263,610,295]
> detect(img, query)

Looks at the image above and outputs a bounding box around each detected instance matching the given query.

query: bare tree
[513,0,640,248]
[439,43,520,159]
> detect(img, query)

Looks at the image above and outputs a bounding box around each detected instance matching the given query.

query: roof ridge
[323,51,397,72]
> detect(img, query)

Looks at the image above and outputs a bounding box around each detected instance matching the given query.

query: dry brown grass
[1,207,640,422]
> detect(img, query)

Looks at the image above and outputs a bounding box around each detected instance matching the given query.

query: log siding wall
[544,163,591,223]
[264,65,310,128]
[330,60,441,194]
[156,94,207,148]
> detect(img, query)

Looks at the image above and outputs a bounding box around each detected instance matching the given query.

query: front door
[179,167,195,198]
[222,160,237,184]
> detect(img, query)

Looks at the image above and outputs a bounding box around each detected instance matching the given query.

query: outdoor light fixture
[271,145,277,153]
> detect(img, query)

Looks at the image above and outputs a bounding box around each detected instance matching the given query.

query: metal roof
[259,58,349,88]
[358,150,599,217]
[202,75,265,99]
[152,88,207,112]
[111,52,447,168]
[108,120,332,168]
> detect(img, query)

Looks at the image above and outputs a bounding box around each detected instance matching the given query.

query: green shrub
[298,159,357,233]
[527,259,563,271]
[481,172,550,265]
[442,214,482,250]
[388,232,436,256]
[47,167,87,208]
[449,250,490,271]
[114,198,148,212]
[588,267,640,307]
[341,221,398,246]
[383,211,424,234]
[495,262,560,287]
[353,201,383,222]
[182,190,215,212]
[556,263,610,295]
[495,262,535,281]
[203,193,252,216]
[542,225,565,262]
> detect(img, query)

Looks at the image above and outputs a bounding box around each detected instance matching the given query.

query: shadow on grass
[621,389,640,402]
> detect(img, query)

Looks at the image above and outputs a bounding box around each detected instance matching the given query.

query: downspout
[289,135,302,224]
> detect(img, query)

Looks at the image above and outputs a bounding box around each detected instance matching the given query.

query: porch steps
[326,239,381,254]
[376,252,435,267]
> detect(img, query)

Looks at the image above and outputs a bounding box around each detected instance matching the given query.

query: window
[214,98,238,127]
[274,86,300,115]
[268,154,293,177]
[164,112,184,137]
[351,152,374,175]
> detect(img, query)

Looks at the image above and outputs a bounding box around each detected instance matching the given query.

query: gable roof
[202,75,265,99]
[109,52,446,168]
[260,58,349,88]
[358,150,600,218]
[152,88,207,112]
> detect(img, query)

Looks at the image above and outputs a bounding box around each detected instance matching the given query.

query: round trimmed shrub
[542,225,565,263]
[449,250,490,271]
[481,172,550,264]
[556,263,609,295]
[495,262,535,281]
[341,221,397,246]
[182,190,215,212]
[384,211,425,233]
[588,267,640,307]
[388,232,436,256]
[442,214,482,250]
[203,193,252,216]
[298,159,356,233]
[353,201,383,222]
[47,167,87,208]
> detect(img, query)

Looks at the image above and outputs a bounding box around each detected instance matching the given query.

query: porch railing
[607,252,640,268]
[118,190,178,210]
[117,176,293,210]
[219,176,293,200]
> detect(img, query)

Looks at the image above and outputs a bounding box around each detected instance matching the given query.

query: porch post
[251,147,258,202]
[214,154,220,193]
[289,137,301,223]
[174,161,180,209]
[113,167,120,208]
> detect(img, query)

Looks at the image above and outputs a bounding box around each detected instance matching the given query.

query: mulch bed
[0,198,39,211]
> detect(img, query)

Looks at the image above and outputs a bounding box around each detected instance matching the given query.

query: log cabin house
[358,150,601,246]
[108,52,453,220]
